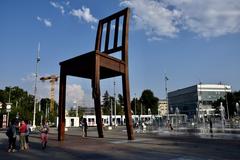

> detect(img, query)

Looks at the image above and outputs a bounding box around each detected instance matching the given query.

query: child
[40,121,49,149]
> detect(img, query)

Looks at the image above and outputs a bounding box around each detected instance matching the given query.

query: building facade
[168,84,231,118]
[158,99,168,117]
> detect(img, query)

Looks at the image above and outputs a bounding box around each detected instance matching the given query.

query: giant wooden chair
[58,8,134,141]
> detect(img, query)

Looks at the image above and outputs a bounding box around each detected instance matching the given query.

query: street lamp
[114,79,116,127]
[110,98,112,126]
[134,93,136,116]
[164,74,169,120]
[6,103,11,127]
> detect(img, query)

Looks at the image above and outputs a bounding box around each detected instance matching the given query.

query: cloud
[66,84,85,107]
[50,1,65,14]
[70,6,98,23]
[65,1,70,6]
[36,16,52,27]
[43,19,52,27]
[37,16,41,21]
[21,73,86,108]
[38,82,85,108]
[120,0,182,38]
[21,73,35,82]
[91,25,96,30]
[120,0,240,39]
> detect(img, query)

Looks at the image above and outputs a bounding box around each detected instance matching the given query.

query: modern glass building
[168,84,231,118]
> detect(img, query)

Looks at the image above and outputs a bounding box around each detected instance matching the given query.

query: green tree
[102,91,111,115]
[213,91,240,118]
[39,98,58,124]
[117,94,124,115]
[131,97,141,115]
[140,89,159,115]
[68,107,76,117]
[0,86,34,125]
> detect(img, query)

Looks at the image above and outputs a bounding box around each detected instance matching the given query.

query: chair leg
[122,74,134,140]
[58,70,66,141]
[92,55,104,138]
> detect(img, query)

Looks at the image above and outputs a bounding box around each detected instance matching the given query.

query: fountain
[220,102,225,132]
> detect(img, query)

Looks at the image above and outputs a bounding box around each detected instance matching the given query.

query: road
[0,126,240,160]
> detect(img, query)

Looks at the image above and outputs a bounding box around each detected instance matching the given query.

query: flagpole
[33,42,40,128]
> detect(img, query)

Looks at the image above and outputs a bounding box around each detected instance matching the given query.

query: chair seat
[60,50,125,79]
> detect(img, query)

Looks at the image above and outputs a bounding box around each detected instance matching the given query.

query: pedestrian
[40,121,49,150]
[82,118,88,137]
[25,120,31,149]
[209,118,213,137]
[6,119,17,152]
[166,120,173,131]
[169,123,173,131]
[19,120,27,150]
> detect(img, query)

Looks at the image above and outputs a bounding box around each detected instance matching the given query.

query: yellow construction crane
[40,75,59,113]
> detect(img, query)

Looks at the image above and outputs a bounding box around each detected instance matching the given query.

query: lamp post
[8,88,12,103]
[6,103,11,127]
[165,74,169,120]
[110,99,112,126]
[134,93,136,120]
[6,87,14,127]
[114,79,117,127]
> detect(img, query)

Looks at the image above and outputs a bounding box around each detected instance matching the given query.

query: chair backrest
[95,8,130,61]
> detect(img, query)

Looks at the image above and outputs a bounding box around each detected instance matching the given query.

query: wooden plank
[95,22,103,51]
[100,56,125,73]
[122,8,129,61]
[104,22,111,52]
[100,8,128,24]
[114,17,119,48]
[104,46,122,55]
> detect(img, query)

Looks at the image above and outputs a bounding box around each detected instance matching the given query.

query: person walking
[40,121,49,150]
[25,120,31,149]
[81,118,88,137]
[19,120,27,150]
[7,119,17,152]
[209,118,213,137]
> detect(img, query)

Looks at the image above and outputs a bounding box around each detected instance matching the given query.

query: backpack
[6,127,13,137]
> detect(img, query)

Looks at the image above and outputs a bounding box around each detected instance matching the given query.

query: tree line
[0,86,57,126]
[101,89,159,115]
[213,91,240,118]
[2,85,238,127]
